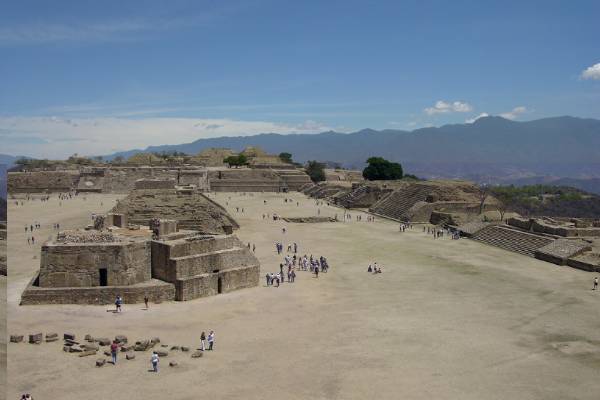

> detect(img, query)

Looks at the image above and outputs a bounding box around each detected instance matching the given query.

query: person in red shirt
[110,340,120,364]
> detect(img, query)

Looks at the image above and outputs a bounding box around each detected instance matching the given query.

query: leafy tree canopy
[224,154,248,168]
[362,157,403,180]
[279,152,293,163]
[305,160,326,182]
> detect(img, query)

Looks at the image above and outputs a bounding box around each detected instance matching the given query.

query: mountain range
[105,115,600,178]
[3,115,600,193]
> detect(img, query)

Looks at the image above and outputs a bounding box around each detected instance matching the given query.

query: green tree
[223,154,248,168]
[279,152,293,163]
[305,160,326,182]
[362,157,403,180]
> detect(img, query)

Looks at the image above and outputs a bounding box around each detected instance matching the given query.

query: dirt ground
[6,192,600,400]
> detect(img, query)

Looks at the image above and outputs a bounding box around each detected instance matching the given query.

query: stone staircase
[274,170,312,191]
[111,189,238,233]
[471,225,554,257]
[336,185,370,208]
[369,185,433,221]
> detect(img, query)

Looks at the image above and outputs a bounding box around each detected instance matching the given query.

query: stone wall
[8,171,79,193]
[151,234,260,301]
[39,240,151,287]
[134,179,175,190]
[175,265,260,301]
[21,276,175,305]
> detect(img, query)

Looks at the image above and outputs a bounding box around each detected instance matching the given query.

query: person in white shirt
[151,352,159,372]
[208,331,215,351]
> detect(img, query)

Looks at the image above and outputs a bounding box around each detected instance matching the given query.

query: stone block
[120,344,134,352]
[126,352,136,360]
[134,340,150,351]
[64,333,76,341]
[181,346,190,352]
[69,345,83,352]
[45,333,58,340]
[96,338,111,346]
[84,334,94,342]
[191,351,204,358]
[46,337,59,343]
[79,350,97,357]
[83,343,100,351]
[156,350,169,357]
[170,346,180,351]
[10,335,24,343]
[96,359,106,367]
[115,335,128,344]
[169,361,178,367]
[103,350,111,357]
[29,333,43,344]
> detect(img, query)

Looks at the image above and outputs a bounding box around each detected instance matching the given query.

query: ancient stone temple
[20,180,260,305]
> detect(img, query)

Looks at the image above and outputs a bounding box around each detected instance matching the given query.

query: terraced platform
[471,225,554,257]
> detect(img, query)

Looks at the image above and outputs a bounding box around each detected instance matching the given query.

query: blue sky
[1,0,599,158]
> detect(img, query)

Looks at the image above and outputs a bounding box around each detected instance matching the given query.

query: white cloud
[581,63,600,80]
[465,113,489,123]
[499,106,527,120]
[0,116,334,159]
[424,100,472,115]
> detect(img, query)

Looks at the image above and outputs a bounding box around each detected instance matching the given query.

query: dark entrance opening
[213,269,222,293]
[99,268,108,286]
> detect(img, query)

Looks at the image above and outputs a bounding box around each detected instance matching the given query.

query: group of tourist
[367,263,383,273]
[398,223,413,232]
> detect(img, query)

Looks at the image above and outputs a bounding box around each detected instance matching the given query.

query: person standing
[144,295,149,310]
[200,332,206,351]
[110,340,120,364]
[594,277,599,290]
[208,331,215,351]
[151,352,159,372]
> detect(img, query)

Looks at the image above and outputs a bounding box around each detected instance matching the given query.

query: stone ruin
[10,162,311,194]
[110,184,238,234]
[454,216,600,273]
[20,180,260,305]
[9,332,210,368]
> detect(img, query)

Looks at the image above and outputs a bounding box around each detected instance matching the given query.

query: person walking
[151,352,160,372]
[208,331,215,351]
[110,340,120,364]
[200,331,206,351]
[594,277,599,290]
[144,295,149,309]
[115,295,122,313]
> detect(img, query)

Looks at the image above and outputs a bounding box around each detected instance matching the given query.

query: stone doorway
[99,268,108,286]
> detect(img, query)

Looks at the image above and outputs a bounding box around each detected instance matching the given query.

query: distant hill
[103,116,600,180]
[0,164,6,220]
[0,154,19,169]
